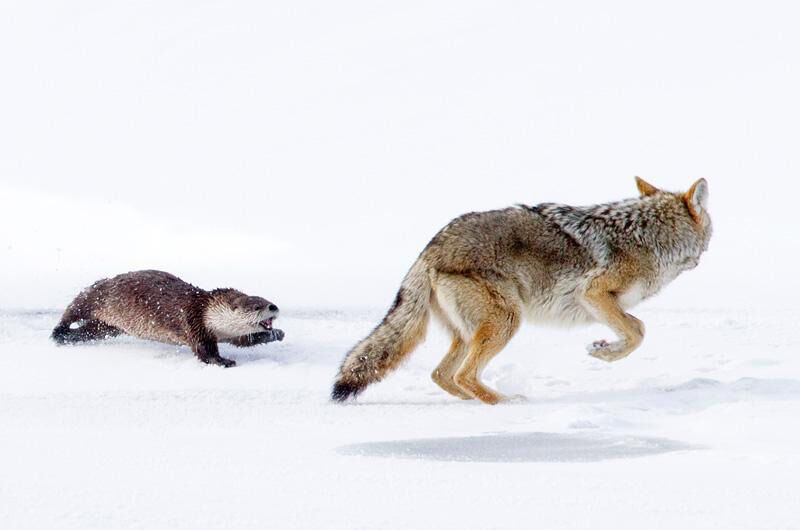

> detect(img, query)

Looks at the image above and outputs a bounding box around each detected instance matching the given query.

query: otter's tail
[332,260,432,401]
[51,318,122,344]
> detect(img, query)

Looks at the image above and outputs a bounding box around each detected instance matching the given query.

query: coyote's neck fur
[530,192,712,303]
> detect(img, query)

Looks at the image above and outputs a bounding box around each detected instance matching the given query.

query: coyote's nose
[268,304,278,312]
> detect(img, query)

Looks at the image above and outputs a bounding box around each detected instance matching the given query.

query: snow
[2,0,800,528]
[2,306,800,529]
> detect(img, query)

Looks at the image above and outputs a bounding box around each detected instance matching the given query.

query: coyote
[332,177,711,404]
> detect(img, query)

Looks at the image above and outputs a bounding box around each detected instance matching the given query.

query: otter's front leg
[193,340,236,367]
[226,330,285,348]
[260,329,285,343]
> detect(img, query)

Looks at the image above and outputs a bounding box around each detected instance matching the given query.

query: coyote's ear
[684,178,709,223]
[635,176,659,197]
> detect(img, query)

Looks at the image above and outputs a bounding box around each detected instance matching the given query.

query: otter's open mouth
[259,318,275,331]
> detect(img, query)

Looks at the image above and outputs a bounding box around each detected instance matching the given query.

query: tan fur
[683,178,708,224]
[582,267,645,362]
[635,176,659,197]
[332,178,712,404]
[431,336,472,399]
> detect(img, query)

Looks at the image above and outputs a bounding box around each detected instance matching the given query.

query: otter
[51,270,284,367]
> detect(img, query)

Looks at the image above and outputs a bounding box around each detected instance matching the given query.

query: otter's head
[231,294,280,332]
[205,290,280,338]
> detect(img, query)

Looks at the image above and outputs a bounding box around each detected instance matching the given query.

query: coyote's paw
[587,340,618,362]
[588,339,610,350]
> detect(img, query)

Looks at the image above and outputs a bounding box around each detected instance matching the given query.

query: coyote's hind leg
[431,335,473,400]
[438,277,520,405]
[433,274,521,404]
[454,314,520,405]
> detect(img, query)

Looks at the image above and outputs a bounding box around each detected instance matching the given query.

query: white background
[1,0,798,310]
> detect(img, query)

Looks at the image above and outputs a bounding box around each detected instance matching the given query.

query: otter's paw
[268,329,285,342]
[203,356,237,368]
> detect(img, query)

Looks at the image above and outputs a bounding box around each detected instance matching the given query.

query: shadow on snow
[339,432,697,463]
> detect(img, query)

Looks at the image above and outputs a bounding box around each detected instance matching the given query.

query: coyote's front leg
[581,278,645,362]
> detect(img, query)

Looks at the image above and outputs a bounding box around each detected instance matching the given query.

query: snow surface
[2,306,799,529]
[1,0,799,311]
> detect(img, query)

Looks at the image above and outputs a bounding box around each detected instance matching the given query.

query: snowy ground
[2,305,799,529]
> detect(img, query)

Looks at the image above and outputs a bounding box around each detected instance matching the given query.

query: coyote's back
[332,177,711,404]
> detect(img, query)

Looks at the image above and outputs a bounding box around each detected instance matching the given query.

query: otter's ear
[684,178,708,223]
[635,176,659,197]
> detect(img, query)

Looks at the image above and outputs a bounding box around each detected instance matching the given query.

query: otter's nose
[268,304,278,312]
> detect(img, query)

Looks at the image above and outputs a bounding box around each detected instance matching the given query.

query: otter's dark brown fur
[51,270,284,367]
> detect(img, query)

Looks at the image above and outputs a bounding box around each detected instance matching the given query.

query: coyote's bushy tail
[331,260,432,401]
